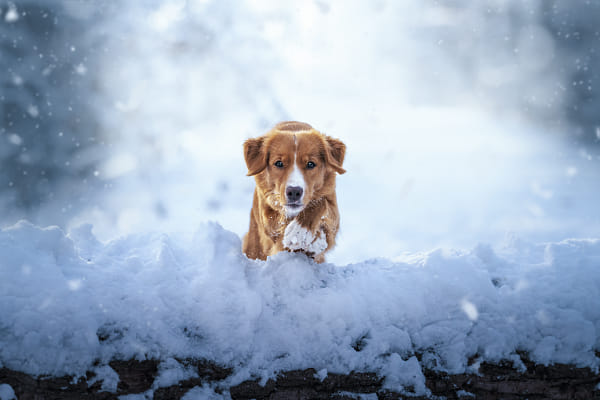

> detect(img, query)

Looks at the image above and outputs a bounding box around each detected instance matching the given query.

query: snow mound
[1,221,599,394]
[0,384,16,400]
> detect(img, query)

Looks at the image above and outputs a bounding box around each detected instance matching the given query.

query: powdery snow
[1,221,599,396]
[0,384,16,400]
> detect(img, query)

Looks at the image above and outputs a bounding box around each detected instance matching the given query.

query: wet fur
[243,121,346,263]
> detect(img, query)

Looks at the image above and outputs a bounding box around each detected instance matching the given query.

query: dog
[242,121,346,263]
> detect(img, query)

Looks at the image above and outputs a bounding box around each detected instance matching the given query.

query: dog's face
[244,122,346,218]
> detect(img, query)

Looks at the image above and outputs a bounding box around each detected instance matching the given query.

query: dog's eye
[274,160,284,168]
[306,161,316,169]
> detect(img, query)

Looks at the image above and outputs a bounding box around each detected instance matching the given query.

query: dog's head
[244,121,346,218]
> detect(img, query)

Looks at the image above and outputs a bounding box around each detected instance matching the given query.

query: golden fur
[242,121,346,263]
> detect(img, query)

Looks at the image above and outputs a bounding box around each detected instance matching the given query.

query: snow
[0,384,16,400]
[182,384,225,400]
[4,4,19,23]
[1,221,599,396]
[88,365,119,393]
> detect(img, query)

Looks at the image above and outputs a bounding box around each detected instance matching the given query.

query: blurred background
[1,0,599,263]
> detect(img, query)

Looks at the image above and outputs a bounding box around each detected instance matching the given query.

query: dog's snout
[286,186,303,202]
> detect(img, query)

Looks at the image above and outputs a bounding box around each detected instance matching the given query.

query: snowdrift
[1,221,599,396]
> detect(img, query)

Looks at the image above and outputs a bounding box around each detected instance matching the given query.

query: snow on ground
[0,384,16,400]
[1,221,599,396]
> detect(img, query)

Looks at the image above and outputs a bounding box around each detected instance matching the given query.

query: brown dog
[242,121,346,263]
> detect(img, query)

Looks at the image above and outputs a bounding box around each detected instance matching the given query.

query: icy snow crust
[1,221,599,394]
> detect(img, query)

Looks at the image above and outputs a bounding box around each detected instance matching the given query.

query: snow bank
[0,384,16,400]
[1,221,599,395]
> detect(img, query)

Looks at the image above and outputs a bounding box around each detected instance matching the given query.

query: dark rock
[0,367,115,400]
[153,377,205,400]
[230,369,383,400]
[175,357,233,381]
[424,361,600,400]
[109,359,158,394]
[0,357,598,400]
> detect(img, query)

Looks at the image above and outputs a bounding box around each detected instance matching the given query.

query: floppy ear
[324,136,346,174]
[244,136,268,176]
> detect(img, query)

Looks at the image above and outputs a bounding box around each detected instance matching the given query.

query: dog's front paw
[283,220,328,256]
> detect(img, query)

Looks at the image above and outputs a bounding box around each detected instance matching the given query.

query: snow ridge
[1,221,599,395]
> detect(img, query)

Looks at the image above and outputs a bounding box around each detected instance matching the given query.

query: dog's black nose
[286,186,303,202]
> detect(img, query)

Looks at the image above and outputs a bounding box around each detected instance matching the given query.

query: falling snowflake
[4,3,19,23]
[75,64,87,76]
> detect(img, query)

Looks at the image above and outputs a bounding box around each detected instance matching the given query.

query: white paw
[283,220,328,255]
[282,220,312,250]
